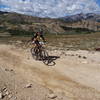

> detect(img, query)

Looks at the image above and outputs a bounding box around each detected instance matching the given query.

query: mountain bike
[23,40,56,66]
[31,42,51,65]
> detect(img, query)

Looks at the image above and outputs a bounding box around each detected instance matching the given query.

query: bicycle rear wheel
[31,47,38,60]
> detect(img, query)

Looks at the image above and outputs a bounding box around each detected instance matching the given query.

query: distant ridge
[0,11,9,14]
[0,11,100,36]
[62,13,100,22]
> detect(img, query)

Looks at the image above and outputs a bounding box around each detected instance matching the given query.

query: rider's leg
[36,41,43,60]
[35,40,42,60]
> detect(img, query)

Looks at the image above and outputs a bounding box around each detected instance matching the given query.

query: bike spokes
[31,46,55,66]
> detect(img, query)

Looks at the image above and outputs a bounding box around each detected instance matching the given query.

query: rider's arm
[31,37,34,41]
[40,34,46,42]
[31,33,37,41]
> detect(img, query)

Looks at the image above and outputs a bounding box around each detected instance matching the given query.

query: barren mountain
[0,11,100,36]
[62,13,100,31]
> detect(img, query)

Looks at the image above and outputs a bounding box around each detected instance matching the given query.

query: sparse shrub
[7,29,34,36]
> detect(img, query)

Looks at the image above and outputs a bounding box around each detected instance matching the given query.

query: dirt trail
[0,44,100,100]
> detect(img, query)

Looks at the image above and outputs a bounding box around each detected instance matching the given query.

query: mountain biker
[31,30,46,48]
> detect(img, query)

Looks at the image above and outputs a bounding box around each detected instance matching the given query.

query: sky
[0,0,100,18]
[97,0,100,6]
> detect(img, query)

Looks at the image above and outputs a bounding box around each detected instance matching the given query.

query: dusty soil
[0,44,100,100]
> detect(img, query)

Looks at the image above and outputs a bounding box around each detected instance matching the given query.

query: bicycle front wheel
[40,50,49,65]
[41,49,55,66]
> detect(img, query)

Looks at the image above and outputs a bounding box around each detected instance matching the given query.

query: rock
[0,92,3,99]
[25,83,32,88]
[78,55,81,58]
[66,48,70,50]
[48,93,57,99]
[8,94,12,99]
[5,91,9,95]
[81,61,88,64]
[16,40,22,44]
[5,68,9,71]
[10,69,14,72]
[5,68,14,72]
[14,96,17,100]
[83,56,87,59]
[71,54,74,56]
[2,87,7,91]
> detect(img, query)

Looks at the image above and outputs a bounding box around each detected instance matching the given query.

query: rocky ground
[0,44,100,100]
